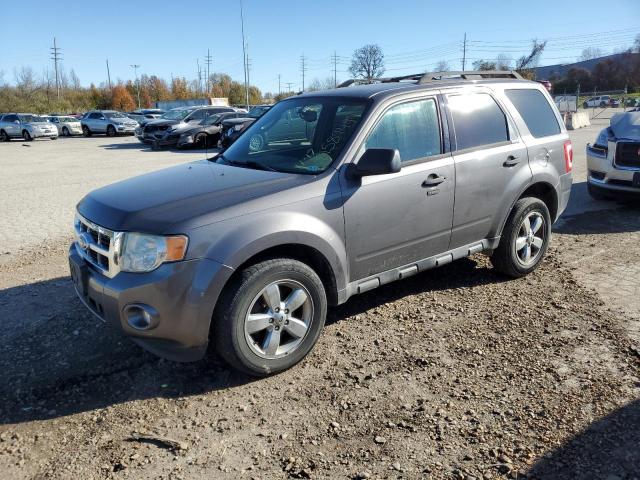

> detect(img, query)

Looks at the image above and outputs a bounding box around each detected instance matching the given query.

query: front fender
[188,209,348,294]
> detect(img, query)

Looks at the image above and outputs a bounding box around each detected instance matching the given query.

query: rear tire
[0,130,8,142]
[62,126,69,137]
[212,258,327,376]
[491,198,551,278]
[194,132,207,148]
[82,125,92,137]
[22,130,32,141]
[106,125,116,137]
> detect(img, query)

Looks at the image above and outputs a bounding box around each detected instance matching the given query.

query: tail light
[563,140,573,173]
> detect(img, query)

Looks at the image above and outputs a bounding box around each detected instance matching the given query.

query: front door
[342,97,455,281]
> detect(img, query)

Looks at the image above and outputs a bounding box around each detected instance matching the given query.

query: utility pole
[278,74,281,95]
[204,49,212,93]
[286,82,293,93]
[246,45,251,103]
[196,59,202,93]
[462,33,467,71]
[332,51,338,87]
[105,59,112,90]
[300,55,307,92]
[130,64,141,108]
[240,0,249,110]
[50,37,62,101]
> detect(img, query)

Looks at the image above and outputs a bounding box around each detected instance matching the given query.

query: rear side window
[448,93,509,150]
[364,98,441,163]
[505,89,561,138]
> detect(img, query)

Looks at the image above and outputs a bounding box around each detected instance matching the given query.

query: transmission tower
[50,37,63,101]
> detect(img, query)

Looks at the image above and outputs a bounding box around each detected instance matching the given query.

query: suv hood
[77,160,312,233]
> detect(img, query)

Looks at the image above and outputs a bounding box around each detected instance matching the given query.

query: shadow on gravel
[527,399,640,479]
[0,256,505,426]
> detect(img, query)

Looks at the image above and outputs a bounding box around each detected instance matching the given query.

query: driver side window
[364,98,441,163]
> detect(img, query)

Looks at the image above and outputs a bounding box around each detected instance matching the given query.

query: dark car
[219,117,257,148]
[174,112,247,149]
[141,106,235,147]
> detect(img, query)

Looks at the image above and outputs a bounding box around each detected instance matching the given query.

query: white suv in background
[583,96,611,108]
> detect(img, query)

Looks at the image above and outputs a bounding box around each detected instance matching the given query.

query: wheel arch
[499,181,559,236]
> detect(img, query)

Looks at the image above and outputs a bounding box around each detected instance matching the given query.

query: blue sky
[0,0,638,94]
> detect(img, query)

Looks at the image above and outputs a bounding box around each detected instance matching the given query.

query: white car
[587,111,640,199]
[583,95,611,108]
[0,113,58,141]
[48,115,83,136]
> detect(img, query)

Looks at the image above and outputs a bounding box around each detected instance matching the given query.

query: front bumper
[69,244,234,362]
[587,145,640,194]
[32,129,58,138]
[115,125,137,134]
[557,171,573,219]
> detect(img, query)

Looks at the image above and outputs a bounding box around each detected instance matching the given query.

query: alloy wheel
[514,211,546,266]
[244,280,313,359]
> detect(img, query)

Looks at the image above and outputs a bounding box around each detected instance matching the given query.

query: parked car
[624,98,640,108]
[219,117,257,148]
[69,72,571,375]
[139,106,235,146]
[48,115,83,136]
[126,109,165,123]
[587,111,640,199]
[81,110,139,137]
[0,113,58,141]
[608,98,621,107]
[583,95,611,108]
[247,105,272,118]
[170,112,248,149]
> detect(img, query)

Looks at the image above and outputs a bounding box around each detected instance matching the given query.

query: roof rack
[336,70,523,88]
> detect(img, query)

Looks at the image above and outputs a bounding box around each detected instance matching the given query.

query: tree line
[0,68,264,113]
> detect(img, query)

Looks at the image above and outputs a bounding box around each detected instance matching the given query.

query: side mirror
[349,148,401,178]
[14,120,20,124]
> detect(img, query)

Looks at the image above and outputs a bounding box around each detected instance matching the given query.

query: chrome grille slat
[74,213,120,278]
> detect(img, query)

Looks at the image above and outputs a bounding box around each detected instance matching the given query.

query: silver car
[587,111,640,199]
[81,110,139,137]
[0,113,59,141]
[48,115,83,136]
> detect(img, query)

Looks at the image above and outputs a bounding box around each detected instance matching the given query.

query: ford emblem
[77,232,92,251]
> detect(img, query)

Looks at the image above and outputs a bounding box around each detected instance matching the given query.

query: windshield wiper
[214,155,277,172]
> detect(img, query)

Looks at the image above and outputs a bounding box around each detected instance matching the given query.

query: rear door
[445,88,531,249]
[342,95,455,280]
[4,115,20,136]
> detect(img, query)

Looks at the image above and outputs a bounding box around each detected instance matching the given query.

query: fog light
[124,304,159,330]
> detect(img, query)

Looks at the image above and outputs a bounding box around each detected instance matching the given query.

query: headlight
[118,233,188,273]
[594,129,609,149]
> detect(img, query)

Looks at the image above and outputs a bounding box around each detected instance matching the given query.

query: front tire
[82,125,92,137]
[0,130,8,142]
[62,126,69,137]
[491,198,551,278]
[212,258,327,376]
[22,130,32,141]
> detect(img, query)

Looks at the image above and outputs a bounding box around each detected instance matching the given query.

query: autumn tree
[110,85,135,111]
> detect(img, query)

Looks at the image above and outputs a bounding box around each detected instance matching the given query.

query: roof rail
[418,70,523,83]
[336,70,523,88]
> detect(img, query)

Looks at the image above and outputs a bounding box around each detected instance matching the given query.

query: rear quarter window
[505,89,561,138]
[448,93,510,151]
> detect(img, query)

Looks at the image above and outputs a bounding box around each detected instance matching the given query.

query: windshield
[18,115,41,123]
[161,109,192,120]
[248,106,270,118]
[60,116,78,122]
[219,97,368,174]
[105,111,127,119]
[203,114,224,125]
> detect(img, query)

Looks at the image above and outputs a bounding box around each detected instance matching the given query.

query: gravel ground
[0,118,639,479]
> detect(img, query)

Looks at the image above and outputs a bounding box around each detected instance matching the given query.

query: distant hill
[535,52,638,79]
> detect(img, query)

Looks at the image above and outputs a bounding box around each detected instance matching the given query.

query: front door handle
[422,174,446,187]
[503,155,520,167]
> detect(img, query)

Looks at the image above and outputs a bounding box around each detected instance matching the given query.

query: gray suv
[69,71,572,375]
[81,110,139,137]
[0,113,59,141]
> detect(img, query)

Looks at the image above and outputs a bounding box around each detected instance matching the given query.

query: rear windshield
[104,112,127,119]
[505,89,561,138]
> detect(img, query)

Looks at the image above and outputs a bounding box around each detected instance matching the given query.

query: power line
[50,37,62,101]
[204,49,212,92]
[300,54,307,91]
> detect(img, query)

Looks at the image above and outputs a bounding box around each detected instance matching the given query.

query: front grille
[615,142,640,169]
[143,124,169,134]
[74,214,120,278]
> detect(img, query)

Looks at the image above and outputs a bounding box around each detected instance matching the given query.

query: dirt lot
[0,117,639,480]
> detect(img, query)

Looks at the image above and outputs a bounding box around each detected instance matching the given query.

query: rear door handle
[422,175,446,187]
[503,155,520,167]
